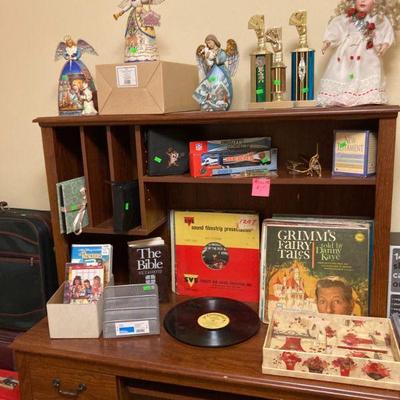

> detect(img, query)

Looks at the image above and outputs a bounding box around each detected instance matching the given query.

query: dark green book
[56,176,89,234]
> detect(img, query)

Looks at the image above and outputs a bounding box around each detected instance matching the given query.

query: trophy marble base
[249,100,294,109]
[293,100,318,108]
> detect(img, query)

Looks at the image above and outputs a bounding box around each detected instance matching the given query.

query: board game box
[263,309,400,390]
[189,137,276,177]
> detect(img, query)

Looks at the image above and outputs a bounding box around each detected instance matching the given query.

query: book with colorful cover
[170,210,260,302]
[70,244,113,285]
[63,263,104,304]
[332,130,377,177]
[260,218,371,323]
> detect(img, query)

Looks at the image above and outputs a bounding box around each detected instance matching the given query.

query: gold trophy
[248,15,273,107]
[289,10,317,107]
[265,27,293,107]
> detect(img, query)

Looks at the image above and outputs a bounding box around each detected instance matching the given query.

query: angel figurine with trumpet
[55,36,98,116]
[193,34,239,112]
[113,0,165,62]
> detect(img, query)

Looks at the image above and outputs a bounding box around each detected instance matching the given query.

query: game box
[263,309,400,390]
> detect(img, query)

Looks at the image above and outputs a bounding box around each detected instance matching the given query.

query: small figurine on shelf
[317,0,400,107]
[287,145,322,177]
[113,0,165,62]
[80,81,97,115]
[193,34,239,112]
[55,36,98,116]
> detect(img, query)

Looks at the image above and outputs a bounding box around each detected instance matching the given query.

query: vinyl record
[163,297,260,347]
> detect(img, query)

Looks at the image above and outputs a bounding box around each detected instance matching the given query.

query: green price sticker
[154,156,162,163]
[256,89,264,94]
[124,202,130,211]
[349,73,354,80]
[208,75,217,83]
[302,87,309,94]
[339,141,347,150]
[273,79,281,86]
[130,47,138,54]
[143,285,152,291]
[261,155,270,164]
[70,204,79,211]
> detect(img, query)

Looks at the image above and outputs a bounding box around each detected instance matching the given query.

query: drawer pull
[52,378,87,397]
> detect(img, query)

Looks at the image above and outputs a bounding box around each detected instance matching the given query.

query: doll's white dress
[317,14,394,106]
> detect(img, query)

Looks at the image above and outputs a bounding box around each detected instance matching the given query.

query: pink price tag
[251,178,270,197]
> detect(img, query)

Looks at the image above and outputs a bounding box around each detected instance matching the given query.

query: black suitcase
[0,202,58,332]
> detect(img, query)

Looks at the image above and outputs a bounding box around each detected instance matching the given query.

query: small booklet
[63,263,104,304]
[128,237,170,302]
[56,176,89,234]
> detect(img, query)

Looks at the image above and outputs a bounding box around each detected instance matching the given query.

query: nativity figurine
[55,36,98,116]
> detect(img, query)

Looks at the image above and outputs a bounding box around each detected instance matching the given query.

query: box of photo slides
[103,283,160,338]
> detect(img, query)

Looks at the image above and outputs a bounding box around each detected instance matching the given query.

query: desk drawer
[122,378,266,400]
[29,359,117,400]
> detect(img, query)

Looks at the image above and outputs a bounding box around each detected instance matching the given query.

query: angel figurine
[113,0,165,62]
[317,0,400,107]
[55,36,98,116]
[193,35,239,112]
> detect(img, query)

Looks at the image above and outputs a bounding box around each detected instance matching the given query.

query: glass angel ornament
[113,0,165,62]
[193,35,239,112]
[317,0,400,107]
[55,36,98,116]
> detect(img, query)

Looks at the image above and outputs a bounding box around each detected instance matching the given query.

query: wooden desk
[12,298,400,400]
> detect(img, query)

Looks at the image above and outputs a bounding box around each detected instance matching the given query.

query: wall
[0,0,399,229]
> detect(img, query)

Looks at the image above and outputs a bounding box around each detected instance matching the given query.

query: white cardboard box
[46,283,103,339]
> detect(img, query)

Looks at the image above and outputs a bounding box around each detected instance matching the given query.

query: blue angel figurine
[193,34,239,112]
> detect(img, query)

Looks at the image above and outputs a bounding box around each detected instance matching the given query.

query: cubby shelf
[36,105,398,317]
[142,171,377,185]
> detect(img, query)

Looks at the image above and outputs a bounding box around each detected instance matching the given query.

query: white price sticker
[115,320,149,336]
[237,216,258,231]
[116,65,138,88]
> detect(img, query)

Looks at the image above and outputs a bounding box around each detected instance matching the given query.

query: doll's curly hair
[334,0,400,29]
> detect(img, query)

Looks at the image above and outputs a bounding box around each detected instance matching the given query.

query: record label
[197,313,230,329]
[164,297,260,347]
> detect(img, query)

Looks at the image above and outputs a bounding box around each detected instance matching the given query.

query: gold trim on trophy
[289,10,317,107]
[265,27,293,108]
[248,15,273,106]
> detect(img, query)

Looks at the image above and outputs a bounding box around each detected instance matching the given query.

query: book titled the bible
[128,237,170,303]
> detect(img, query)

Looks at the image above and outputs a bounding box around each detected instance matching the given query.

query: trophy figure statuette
[265,27,293,108]
[289,10,316,107]
[248,15,273,107]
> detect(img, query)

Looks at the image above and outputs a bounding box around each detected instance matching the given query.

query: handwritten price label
[238,216,258,230]
[251,178,270,197]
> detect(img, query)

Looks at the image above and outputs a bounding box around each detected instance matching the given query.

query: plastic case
[103,283,160,338]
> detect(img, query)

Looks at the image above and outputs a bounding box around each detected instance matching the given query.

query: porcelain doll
[317,0,399,106]
[55,36,98,116]
[193,34,239,112]
[114,0,164,62]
